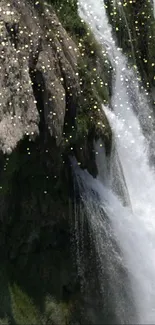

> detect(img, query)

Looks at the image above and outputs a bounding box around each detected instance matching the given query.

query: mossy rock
[42,295,72,325]
[0,0,113,323]
[9,284,40,325]
[0,317,10,325]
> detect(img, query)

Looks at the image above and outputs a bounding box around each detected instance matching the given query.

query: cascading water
[73,0,155,323]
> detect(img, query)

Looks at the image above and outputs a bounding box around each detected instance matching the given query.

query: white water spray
[76,0,155,323]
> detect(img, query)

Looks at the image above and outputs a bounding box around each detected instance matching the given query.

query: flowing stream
[74,0,155,323]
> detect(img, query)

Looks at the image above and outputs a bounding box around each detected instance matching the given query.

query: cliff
[0,0,112,324]
[105,0,155,95]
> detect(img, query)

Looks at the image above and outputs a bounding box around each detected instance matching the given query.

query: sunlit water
[75,0,155,323]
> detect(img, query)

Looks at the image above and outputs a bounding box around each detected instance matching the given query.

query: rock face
[105,0,155,92]
[0,0,80,152]
[0,0,112,324]
[0,0,39,153]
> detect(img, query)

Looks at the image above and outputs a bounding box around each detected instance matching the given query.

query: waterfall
[78,0,155,158]
[73,0,155,323]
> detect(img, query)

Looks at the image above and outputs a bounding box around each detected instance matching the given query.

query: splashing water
[74,0,155,323]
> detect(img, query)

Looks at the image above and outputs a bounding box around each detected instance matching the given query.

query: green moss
[49,0,113,166]
[47,0,112,104]
[0,270,72,325]
[37,0,112,165]
[36,0,112,163]
[9,284,40,325]
[48,0,85,36]
[74,48,112,156]
[0,267,41,325]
